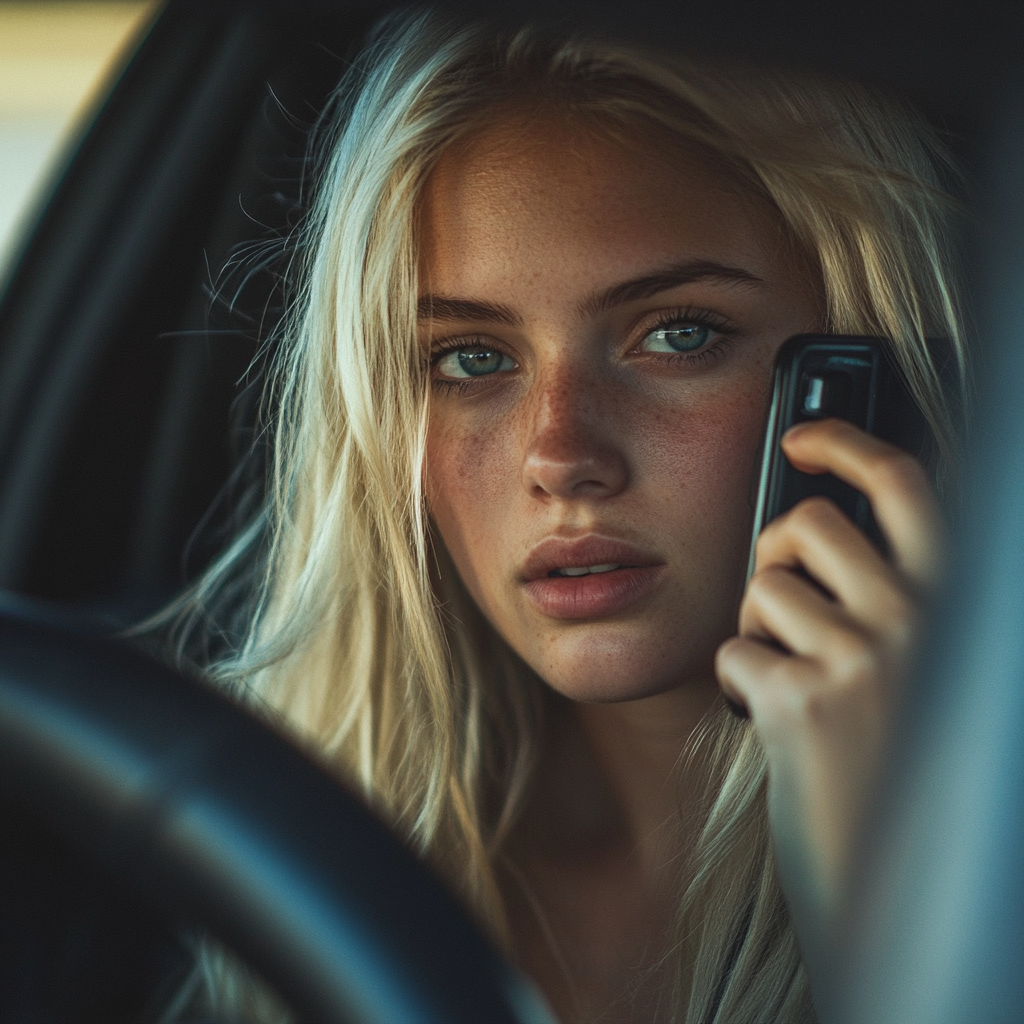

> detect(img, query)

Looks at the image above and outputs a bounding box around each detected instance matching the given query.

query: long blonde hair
[166,10,967,1022]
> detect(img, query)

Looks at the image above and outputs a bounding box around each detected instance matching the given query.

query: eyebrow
[416,260,762,327]
[577,260,763,318]
[417,296,523,327]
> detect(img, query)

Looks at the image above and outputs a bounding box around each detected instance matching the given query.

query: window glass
[0,1,156,276]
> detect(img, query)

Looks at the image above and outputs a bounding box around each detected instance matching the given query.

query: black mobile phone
[747,334,930,581]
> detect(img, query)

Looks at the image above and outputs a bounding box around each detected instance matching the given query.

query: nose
[521,369,629,500]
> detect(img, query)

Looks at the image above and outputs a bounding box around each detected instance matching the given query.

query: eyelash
[428,336,510,395]
[633,306,736,367]
[427,305,738,393]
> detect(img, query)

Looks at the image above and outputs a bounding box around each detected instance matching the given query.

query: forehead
[417,115,788,294]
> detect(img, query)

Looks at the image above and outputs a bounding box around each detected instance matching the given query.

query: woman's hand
[715,417,945,930]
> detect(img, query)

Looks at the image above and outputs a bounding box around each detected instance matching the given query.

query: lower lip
[522,566,664,620]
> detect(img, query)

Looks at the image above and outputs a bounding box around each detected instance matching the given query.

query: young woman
[166,9,966,1023]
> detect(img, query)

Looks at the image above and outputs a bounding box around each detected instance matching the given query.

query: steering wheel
[0,596,549,1024]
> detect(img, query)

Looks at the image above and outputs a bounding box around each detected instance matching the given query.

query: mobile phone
[747,334,930,582]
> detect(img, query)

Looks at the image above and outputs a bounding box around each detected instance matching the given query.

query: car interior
[0,0,1022,1021]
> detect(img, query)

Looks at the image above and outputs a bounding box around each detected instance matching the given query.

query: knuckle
[745,564,789,607]
[754,625,896,734]
[756,496,837,559]
[791,495,841,530]
[868,448,924,491]
[770,651,871,729]
[829,628,881,690]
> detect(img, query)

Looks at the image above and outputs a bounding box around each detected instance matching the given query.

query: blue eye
[436,346,516,379]
[640,321,710,353]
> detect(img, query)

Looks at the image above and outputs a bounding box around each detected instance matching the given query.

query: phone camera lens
[804,375,826,413]
[801,371,851,418]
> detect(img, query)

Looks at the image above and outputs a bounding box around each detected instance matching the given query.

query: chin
[534,653,712,705]
[517,617,726,705]
[553,677,684,704]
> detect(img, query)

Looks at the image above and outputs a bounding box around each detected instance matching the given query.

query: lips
[520,536,665,620]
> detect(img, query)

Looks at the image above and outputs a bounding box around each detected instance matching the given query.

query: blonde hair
[165,10,967,1022]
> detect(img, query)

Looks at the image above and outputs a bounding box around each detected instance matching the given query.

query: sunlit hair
[164,9,967,1022]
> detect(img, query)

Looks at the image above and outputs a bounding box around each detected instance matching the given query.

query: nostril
[571,477,616,496]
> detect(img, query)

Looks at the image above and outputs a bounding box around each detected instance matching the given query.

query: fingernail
[784,421,811,439]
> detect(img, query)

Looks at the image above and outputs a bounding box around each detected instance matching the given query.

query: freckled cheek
[424,415,519,601]
[641,387,768,545]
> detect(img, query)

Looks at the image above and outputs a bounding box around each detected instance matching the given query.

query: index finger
[781,418,945,592]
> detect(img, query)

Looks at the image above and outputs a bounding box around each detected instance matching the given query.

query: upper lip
[519,535,664,582]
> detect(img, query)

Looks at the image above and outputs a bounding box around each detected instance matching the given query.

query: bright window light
[0,2,157,278]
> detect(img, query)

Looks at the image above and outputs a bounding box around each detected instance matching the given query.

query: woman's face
[420,117,820,703]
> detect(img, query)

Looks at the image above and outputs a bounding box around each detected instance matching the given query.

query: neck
[572,678,720,869]
[501,675,722,1023]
